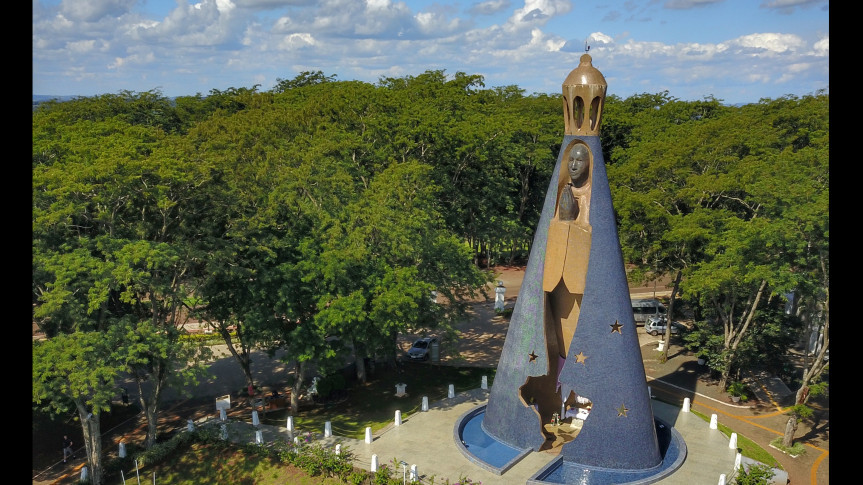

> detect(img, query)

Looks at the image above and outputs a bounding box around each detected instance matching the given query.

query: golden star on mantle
[575,352,587,364]
[617,403,629,417]
[528,351,538,362]
[610,321,623,333]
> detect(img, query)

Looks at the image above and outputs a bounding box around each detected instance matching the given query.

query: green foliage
[727,381,749,400]
[683,303,800,381]
[272,71,338,92]
[786,403,814,421]
[314,373,347,399]
[611,91,828,385]
[372,463,394,485]
[32,332,124,417]
[733,463,776,485]
[178,331,237,344]
[134,426,204,468]
[495,307,513,318]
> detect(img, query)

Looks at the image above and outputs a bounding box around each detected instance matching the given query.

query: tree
[33,332,124,485]
[314,161,491,382]
[272,71,338,92]
[610,93,828,387]
[609,95,728,362]
[33,97,216,448]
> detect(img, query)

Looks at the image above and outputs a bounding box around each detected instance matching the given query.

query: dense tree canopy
[608,91,828,398]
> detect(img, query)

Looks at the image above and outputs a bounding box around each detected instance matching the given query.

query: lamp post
[399,460,408,485]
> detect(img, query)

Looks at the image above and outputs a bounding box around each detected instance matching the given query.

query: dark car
[407,337,438,361]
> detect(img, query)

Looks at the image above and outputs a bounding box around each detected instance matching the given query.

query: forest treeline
[33,71,827,484]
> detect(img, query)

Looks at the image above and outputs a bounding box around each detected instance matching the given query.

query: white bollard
[220,424,228,440]
[710,414,718,429]
[395,410,402,426]
[410,464,418,481]
[718,473,726,485]
[448,384,455,398]
[80,466,88,482]
[648,386,652,398]
[256,430,263,444]
[324,421,332,437]
[365,426,373,444]
[294,436,299,445]
[335,444,341,455]
[187,419,195,432]
[422,396,429,412]
[734,452,742,470]
[220,408,227,421]
[729,432,738,449]
[656,340,665,351]
[481,376,488,390]
[682,397,691,413]
[252,410,260,426]
[370,454,379,472]
[287,416,295,433]
[119,442,126,458]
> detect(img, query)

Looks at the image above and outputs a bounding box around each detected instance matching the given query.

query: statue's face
[568,145,589,183]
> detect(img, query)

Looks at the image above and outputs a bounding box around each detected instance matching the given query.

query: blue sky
[33,0,829,106]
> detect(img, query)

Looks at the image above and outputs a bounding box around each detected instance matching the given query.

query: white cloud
[233,0,314,7]
[586,32,614,48]
[32,0,828,105]
[66,39,101,55]
[131,0,242,46]
[277,32,317,49]
[470,0,511,16]
[760,0,827,10]
[664,0,722,9]
[366,0,392,10]
[785,62,810,74]
[60,0,136,23]
[108,51,156,70]
[506,0,572,32]
[731,33,805,55]
[812,36,828,56]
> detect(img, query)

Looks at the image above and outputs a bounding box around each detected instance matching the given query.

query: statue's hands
[558,184,578,221]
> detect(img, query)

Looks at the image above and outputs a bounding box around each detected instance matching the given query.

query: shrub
[727,381,749,401]
[495,307,513,318]
[734,463,775,485]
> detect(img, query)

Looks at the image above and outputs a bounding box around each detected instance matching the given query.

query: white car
[407,337,438,361]
[644,316,684,336]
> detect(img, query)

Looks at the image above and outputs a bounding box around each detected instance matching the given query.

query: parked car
[407,337,438,361]
[631,299,666,326]
[644,316,684,336]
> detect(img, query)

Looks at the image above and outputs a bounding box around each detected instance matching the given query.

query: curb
[645,375,757,409]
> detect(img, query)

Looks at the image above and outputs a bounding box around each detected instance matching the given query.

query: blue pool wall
[453,404,532,475]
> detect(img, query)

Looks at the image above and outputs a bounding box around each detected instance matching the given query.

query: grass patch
[258,364,494,439]
[769,437,806,457]
[141,440,347,485]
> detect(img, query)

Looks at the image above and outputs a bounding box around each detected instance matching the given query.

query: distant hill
[33,95,80,110]
[33,95,78,103]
